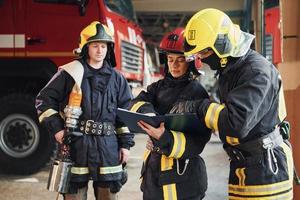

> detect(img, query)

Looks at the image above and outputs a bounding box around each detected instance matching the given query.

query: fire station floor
[0,134,228,200]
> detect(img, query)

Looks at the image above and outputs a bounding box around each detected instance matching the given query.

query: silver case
[47,159,73,194]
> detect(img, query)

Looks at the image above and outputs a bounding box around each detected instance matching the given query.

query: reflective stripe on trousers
[228,142,293,200]
[161,155,177,200]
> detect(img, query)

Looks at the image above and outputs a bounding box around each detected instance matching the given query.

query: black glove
[279,120,290,140]
[109,163,128,193]
[120,163,128,185]
[109,181,122,193]
[63,130,83,145]
[170,99,205,114]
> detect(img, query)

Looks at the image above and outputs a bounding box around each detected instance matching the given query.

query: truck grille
[121,41,143,73]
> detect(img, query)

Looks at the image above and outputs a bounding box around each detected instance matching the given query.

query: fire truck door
[0,0,23,57]
[25,0,99,60]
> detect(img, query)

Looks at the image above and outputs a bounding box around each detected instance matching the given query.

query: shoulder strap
[59,60,84,87]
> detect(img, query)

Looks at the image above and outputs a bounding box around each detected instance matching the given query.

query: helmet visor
[185,48,212,62]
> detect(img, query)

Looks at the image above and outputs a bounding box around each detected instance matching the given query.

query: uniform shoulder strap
[59,60,84,87]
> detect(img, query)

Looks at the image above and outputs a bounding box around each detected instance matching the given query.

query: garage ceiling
[132,0,246,44]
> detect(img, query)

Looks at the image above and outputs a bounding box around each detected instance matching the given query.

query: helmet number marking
[188,30,196,40]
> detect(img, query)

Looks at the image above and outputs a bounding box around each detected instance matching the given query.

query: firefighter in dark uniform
[181,8,294,199]
[129,28,211,200]
[36,21,134,200]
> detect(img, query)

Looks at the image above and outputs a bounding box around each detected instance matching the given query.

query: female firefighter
[181,8,294,199]
[129,28,211,200]
[36,21,134,200]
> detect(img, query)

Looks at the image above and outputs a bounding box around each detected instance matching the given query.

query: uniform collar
[220,49,252,75]
[164,71,191,87]
[84,60,112,78]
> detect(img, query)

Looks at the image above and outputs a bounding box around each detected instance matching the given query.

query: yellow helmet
[79,21,114,50]
[184,8,242,58]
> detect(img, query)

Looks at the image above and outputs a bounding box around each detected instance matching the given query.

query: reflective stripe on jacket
[130,74,211,199]
[36,59,134,182]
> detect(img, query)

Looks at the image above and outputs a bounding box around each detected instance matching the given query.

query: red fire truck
[0,0,146,174]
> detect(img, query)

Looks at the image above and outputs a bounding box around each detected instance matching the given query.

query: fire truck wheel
[0,94,55,174]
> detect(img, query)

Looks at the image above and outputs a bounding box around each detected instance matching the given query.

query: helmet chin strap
[220,57,228,68]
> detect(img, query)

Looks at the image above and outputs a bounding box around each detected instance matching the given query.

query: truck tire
[0,94,55,174]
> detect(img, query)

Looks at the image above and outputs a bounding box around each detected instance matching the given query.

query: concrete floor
[0,134,228,200]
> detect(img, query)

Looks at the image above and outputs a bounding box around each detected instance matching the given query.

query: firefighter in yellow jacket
[177,8,294,199]
[129,28,211,200]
